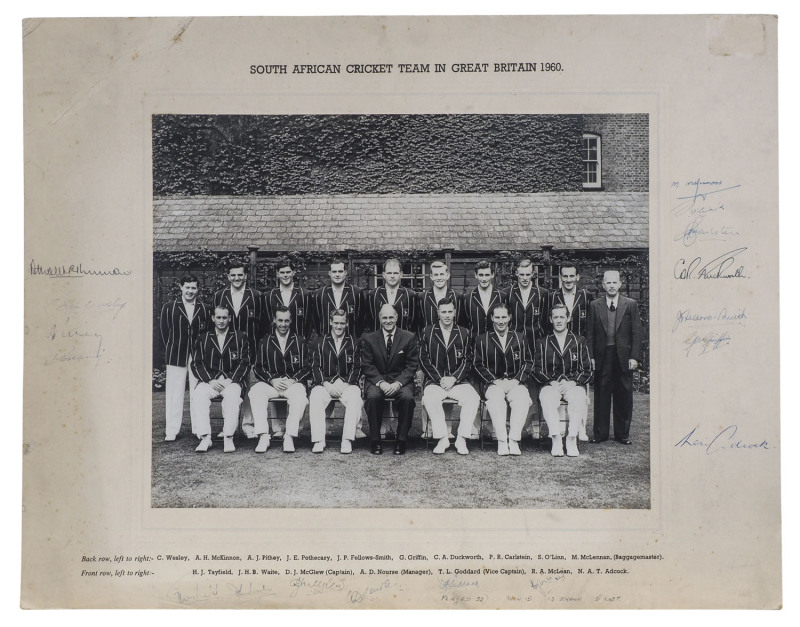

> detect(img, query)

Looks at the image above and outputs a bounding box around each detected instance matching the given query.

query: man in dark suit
[361,303,420,455]
[190,304,250,453]
[586,270,643,445]
[550,263,593,339]
[159,274,209,442]
[366,258,419,333]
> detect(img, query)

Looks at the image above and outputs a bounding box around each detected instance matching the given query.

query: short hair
[474,260,493,274]
[214,304,231,316]
[436,295,456,309]
[430,260,448,272]
[516,259,533,270]
[559,262,580,275]
[179,274,199,286]
[329,308,348,321]
[383,258,402,272]
[490,302,510,318]
[226,264,247,273]
[550,303,570,318]
[272,304,292,317]
[329,258,346,270]
[276,257,295,272]
[378,303,398,317]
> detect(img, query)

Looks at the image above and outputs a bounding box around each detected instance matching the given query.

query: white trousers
[249,381,308,437]
[422,383,481,440]
[539,384,588,438]
[165,361,197,438]
[484,383,532,442]
[190,382,242,438]
[309,384,363,443]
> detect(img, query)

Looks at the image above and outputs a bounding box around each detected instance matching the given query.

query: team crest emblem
[297,308,304,317]
[346,355,353,364]
[513,351,520,360]
[456,350,463,359]
[571,352,578,361]
[402,308,409,317]
[292,355,300,365]
[348,305,354,313]
[247,307,254,316]
[580,310,586,318]
[230,352,238,360]
[533,307,540,315]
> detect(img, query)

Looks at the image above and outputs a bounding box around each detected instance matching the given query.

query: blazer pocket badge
[292,355,300,365]
[230,352,238,360]
[513,351,520,360]
[297,307,304,317]
[580,310,586,318]
[346,355,353,363]
[456,350,463,358]
[533,307,540,315]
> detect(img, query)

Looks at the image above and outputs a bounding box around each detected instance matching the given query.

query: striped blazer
[159,299,210,367]
[366,286,419,333]
[312,284,364,338]
[419,324,473,388]
[473,330,533,395]
[252,333,311,384]
[507,284,550,351]
[213,287,266,361]
[311,333,361,386]
[532,332,592,387]
[460,287,507,337]
[418,287,462,333]
[191,329,250,385]
[263,285,312,338]
[549,288,593,339]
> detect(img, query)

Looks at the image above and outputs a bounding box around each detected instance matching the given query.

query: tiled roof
[153,192,648,252]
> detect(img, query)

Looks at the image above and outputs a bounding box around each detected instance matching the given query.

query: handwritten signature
[674,217,740,247]
[289,576,345,598]
[674,425,772,455]
[683,330,732,358]
[672,307,746,334]
[674,247,747,280]
[346,579,403,604]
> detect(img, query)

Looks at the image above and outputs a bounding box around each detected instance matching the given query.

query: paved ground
[151,391,651,509]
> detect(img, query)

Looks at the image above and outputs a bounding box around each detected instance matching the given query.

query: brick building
[153,113,649,367]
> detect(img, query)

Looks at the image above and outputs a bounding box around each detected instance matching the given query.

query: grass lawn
[151,391,650,509]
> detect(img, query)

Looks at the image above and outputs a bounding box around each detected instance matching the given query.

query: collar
[606,295,619,308]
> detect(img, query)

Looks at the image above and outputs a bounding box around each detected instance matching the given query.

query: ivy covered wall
[153,114,585,195]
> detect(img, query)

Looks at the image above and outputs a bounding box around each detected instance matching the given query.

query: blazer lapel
[615,298,629,332]
[597,301,610,335]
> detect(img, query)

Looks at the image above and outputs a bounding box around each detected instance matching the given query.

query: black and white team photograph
[151,113,650,509]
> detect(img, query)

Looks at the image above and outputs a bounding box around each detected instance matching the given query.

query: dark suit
[586,295,643,441]
[361,328,420,442]
[550,288,593,338]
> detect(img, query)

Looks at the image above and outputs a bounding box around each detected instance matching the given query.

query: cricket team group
[159,257,643,458]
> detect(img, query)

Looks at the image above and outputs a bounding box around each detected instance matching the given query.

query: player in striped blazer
[549,263,593,339]
[214,264,266,439]
[158,275,210,442]
[248,305,311,454]
[190,304,250,453]
[460,260,507,337]
[312,259,364,339]
[418,260,461,334]
[473,303,533,456]
[366,258,419,333]
[263,258,312,339]
[532,303,593,457]
[507,258,550,352]
[309,309,363,454]
[419,296,480,455]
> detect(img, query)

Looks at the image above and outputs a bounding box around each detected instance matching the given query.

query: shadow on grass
[151,392,650,509]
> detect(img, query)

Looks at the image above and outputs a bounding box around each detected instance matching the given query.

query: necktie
[386,333,393,355]
[610,302,616,311]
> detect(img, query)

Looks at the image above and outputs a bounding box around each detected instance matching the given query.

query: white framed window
[372,262,427,290]
[582,133,602,189]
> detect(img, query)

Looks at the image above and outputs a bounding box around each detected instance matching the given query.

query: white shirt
[497,332,508,351]
[439,324,453,346]
[606,295,620,310]
[554,330,568,352]
[562,289,576,312]
[478,287,493,311]
[230,289,244,314]
[182,299,196,320]
[215,330,228,348]
[277,333,289,353]
[385,287,398,305]
[280,285,294,306]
